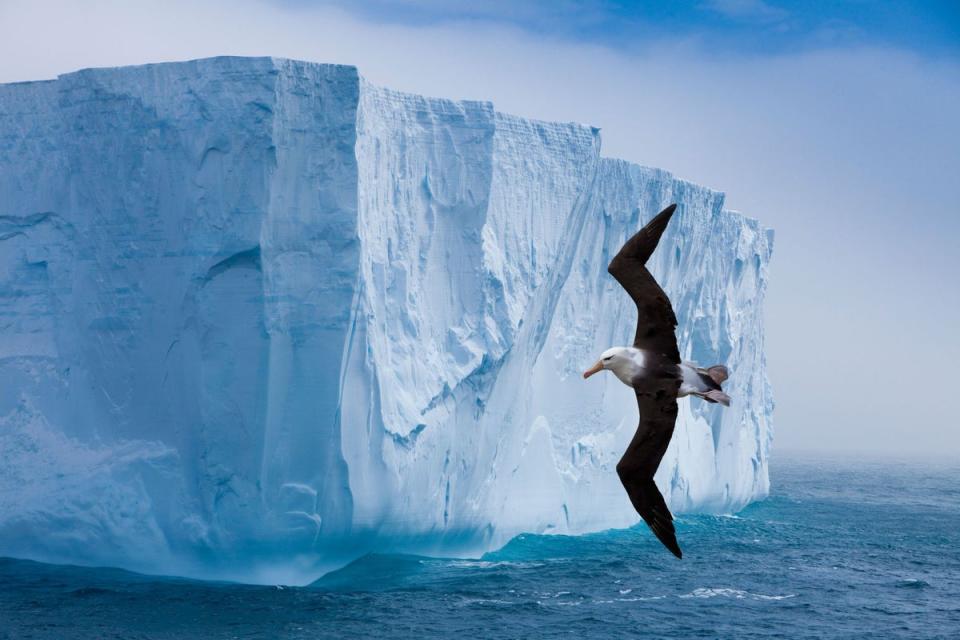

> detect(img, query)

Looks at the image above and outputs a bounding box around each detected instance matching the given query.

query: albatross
[582,203,730,558]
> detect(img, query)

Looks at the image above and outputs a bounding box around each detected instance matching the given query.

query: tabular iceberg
[0,57,773,584]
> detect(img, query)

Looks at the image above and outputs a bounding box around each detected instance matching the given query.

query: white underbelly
[678,362,708,397]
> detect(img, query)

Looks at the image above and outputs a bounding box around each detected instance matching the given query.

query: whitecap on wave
[679,588,796,601]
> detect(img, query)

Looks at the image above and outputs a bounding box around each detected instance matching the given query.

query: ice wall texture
[0,57,773,583]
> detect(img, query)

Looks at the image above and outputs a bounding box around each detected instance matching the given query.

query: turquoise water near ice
[2,455,958,639]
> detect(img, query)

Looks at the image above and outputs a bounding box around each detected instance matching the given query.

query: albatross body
[582,204,731,559]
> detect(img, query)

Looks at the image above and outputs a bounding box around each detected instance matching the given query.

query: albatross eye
[603,356,613,361]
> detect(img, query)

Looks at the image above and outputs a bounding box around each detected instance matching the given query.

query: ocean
[2,454,958,639]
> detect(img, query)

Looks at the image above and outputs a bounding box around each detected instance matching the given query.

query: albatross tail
[696,364,731,406]
[703,390,731,406]
[704,365,728,385]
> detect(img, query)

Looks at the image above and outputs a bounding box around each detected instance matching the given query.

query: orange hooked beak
[583,360,603,379]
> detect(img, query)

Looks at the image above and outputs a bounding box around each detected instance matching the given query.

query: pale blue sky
[285,0,960,55]
[1,0,957,456]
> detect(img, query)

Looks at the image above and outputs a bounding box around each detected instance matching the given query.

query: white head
[582,346,637,380]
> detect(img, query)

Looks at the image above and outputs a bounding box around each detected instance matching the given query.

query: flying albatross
[582,203,730,558]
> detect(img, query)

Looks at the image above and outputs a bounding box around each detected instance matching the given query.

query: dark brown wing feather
[616,373,683,558]
[607,204,680,363]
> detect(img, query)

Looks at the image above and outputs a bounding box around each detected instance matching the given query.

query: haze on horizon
[1,0,957,458]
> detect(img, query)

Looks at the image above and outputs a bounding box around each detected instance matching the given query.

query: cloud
[0,0,958,456]
[701,0,788,23]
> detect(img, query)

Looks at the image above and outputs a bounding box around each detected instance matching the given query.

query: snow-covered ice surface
[0,57,773,584]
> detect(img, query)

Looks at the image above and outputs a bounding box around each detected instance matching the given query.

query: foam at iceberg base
[0,57,774,584]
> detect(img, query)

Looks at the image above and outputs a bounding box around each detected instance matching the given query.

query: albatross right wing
[606,204,680,362]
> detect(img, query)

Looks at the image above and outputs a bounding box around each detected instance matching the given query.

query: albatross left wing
[607,204,680,363]
[617,375,683,558]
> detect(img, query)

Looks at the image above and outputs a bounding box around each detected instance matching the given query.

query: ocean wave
[894,579,930,589]
[679,588,796,601]
[446,559,546,570]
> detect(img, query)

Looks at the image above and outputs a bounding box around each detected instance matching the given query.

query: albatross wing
[607,204,680,363]
[616,377,683,558]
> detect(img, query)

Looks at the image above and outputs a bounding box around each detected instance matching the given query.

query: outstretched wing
[607,204,680,363]
[616,374,682,558]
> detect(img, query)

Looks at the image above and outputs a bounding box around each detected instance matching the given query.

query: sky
[1,0,958,457]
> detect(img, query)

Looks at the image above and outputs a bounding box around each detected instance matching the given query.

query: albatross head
[583,346,638,379]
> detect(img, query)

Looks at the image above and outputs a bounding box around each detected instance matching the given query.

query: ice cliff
[0,57,773,584]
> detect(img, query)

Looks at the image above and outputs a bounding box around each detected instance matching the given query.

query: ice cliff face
[0,57,773,584]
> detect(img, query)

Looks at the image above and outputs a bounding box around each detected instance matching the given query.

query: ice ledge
[14,53,766,231]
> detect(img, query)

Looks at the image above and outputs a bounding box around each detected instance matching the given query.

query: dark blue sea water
[2,454,958,639]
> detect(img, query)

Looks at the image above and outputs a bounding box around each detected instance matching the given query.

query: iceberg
[0,57,773,584]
